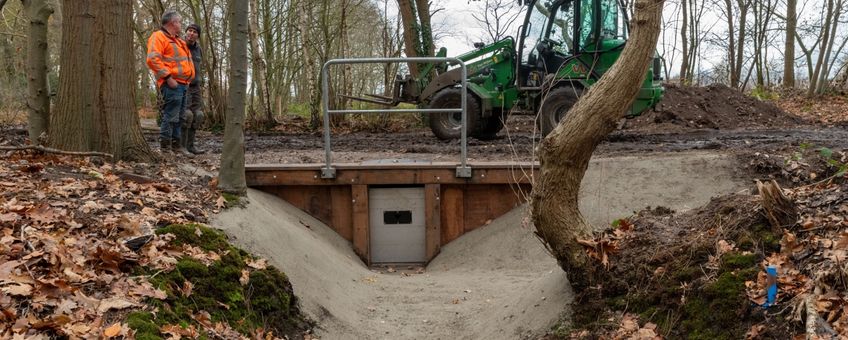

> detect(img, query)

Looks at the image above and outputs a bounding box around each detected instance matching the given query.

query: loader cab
[517,0,628,89]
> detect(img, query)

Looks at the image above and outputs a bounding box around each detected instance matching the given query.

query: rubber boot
[172,138,195,158]
[187,129,204,154]
[159,138,172,154]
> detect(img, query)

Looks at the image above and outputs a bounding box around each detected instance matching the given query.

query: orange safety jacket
[146,28,195,88]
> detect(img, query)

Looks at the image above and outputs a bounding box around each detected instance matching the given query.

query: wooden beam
[330,186,353,241]
[440,185,465,245]
[351,184,369,264]
[246,167,535,186]
[424,184,441,261]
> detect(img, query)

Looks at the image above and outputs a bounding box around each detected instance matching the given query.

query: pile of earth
[623,84,806,132]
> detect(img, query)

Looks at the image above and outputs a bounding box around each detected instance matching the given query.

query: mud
[147,123,848,166]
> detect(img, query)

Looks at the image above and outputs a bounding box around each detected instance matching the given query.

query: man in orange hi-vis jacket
[146,9,195,156]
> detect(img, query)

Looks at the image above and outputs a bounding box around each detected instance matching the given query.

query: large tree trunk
[50,0,152,162]
[783,0,797,88]
[530,0,665,292]
[22,0,52,145]
[218,0,248,194]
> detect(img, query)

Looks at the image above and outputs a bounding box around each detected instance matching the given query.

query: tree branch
[0,145,114,158]
[0,0,8,12]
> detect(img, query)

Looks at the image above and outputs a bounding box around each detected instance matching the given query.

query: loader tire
[428,88,482,140]
[538,86,583,137]
[474,108,506,140]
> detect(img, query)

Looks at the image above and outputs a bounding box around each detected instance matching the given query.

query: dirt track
[145,123,848,165]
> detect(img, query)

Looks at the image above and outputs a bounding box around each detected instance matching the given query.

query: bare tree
[784,0,797,87]
[219,0,249,194]
[530,0,666,291]
[471,0,522,43]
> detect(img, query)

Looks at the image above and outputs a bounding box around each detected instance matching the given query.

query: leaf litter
[0,150,293,338]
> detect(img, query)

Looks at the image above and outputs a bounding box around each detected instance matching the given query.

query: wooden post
[425,184,441,261]
[351,184,370,264]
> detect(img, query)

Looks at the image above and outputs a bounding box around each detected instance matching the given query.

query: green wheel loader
[348,0,664,139]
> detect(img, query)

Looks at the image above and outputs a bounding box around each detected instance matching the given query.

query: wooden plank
[245,167,536,187]
[424,184,441,261]
[440,185,465,245]
[351,184,369,264]
[464,185,525,233]
[330,186,353,241]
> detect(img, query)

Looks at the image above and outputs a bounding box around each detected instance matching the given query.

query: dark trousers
[159,84,187,141]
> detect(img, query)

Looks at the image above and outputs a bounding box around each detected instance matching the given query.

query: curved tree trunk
[530,0,665,292]
[50,0,152,162]
[23,0,53,145]
[218,0,248,194]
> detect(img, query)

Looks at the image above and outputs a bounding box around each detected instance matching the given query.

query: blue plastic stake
[763,265,778,308]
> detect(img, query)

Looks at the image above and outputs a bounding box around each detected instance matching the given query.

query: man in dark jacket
[182,23,204,154]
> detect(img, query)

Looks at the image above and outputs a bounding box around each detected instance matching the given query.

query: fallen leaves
[0,151,219,337]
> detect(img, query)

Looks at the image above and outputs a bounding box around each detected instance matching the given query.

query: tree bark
[50,0,152,162]
[22,0,52,145]
[397,0,421,77]
[783,0,796,88]
[248,0,273,128]
[679,0,689,83]
[218,0,248,194]
[530,0,665,292]
[809,0,834,96]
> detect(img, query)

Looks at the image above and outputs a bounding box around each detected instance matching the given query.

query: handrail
[320,57,471,179]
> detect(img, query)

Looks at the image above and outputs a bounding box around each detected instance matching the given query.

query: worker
[182,23,204,154]
[146,9,195,156]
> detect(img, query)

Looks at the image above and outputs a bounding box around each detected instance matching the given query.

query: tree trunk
[530,0,665,292]
[218,0,248,194]
[22,0,53,145]
[783,0,797,88]
[397,0,421,78]
[815,0,843,94]
[248,0,273,128]
[809,0,834,96]
[724,0,737,87]
[733,0,748,89]
[679,0,689,83]
[50,0,152,162]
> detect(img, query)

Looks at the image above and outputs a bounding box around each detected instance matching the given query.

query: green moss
[680,268,758,339]
[127,311,162,340]
[721,252,759,271]
[156,224,230,252]
[222,192,240,204]
[129,224,310,338]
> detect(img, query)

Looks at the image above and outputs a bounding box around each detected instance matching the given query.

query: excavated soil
[623,84,807,132]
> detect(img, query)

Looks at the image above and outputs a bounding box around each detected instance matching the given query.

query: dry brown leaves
[0,151,224,337]
[569,314,662,339]
[578,219,634,268]
[744,173,848,337]
[776,94,848,126]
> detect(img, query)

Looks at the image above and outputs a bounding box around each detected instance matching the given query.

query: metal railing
[320,57,471,179]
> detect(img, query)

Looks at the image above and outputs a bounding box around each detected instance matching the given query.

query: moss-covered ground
[128,224,311,339]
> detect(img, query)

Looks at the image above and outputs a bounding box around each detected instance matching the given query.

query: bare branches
[0,144,114,158]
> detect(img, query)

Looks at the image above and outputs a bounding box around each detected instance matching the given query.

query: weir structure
[246,57,536,265]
